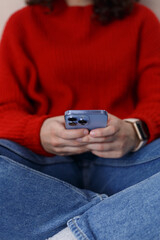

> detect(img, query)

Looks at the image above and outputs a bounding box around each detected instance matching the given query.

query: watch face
[136,121,148,140]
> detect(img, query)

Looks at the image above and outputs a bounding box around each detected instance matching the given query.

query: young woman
[0,0,160,239]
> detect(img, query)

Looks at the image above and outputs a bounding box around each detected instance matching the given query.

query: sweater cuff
[23,115,53,156]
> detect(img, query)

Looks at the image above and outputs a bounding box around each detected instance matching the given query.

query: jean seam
[104,170,160,200]
[0,139,73,165]
[68,217,90,240]
[94,155,160,167]
[0,142,38,163]
[68,195,107,240]
[0,155,89,200]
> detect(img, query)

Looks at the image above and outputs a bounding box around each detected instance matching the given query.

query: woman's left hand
[77,113,139,158]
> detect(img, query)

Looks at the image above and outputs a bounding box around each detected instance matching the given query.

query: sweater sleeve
[128,8,160,142]
[0,12,51,156]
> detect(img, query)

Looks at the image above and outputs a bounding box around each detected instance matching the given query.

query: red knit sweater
[0,1,160,155]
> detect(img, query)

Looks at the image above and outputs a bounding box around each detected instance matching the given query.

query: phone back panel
[65,110,108,130]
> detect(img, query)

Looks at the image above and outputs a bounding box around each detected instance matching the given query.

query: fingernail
[90,131,95,136]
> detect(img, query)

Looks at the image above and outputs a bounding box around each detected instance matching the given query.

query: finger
[86,142,116,152]
[91,150,124,159]
[89,125,119,138]
[52,137,89,148]
[53,146,89,155]
[77,135,116,143]
[54,125,89,140]
[61,129,89,140]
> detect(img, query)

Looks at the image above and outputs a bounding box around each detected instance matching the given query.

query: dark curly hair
[25,0,140,24]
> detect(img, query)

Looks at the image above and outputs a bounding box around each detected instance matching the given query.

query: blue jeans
[1,139,160,240]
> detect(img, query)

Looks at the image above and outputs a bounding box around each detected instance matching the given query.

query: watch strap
[124,118,148,152]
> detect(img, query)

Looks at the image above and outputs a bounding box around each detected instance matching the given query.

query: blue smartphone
[65,110,108,130]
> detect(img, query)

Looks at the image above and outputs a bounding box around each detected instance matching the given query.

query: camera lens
[69,122,77,126]
[78,119,87,125]
[68,117,77,121]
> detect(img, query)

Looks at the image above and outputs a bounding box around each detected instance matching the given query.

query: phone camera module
[78,118,88,125]
[68,117,77,126]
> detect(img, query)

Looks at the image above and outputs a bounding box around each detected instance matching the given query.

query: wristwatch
[124,118,149,152]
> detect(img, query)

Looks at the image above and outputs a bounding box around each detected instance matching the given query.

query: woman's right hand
[40,116,89,155]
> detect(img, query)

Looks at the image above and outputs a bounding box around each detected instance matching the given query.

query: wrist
[124,118,149,152]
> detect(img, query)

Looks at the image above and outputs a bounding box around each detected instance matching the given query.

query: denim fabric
[68,171,160,240]
[0,139,160,240]
[0,156,105,240]
[1,138,160,166]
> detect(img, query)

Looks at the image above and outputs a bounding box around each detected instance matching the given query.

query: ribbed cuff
[23,115,53,156]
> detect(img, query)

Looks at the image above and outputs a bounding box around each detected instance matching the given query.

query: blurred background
[0,0,160,38]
